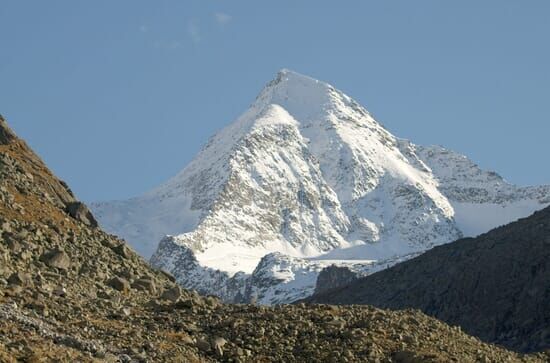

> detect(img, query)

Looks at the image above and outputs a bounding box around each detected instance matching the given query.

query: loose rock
[160,286,182,302]
[107,276,130,292]
[40,249,71,271]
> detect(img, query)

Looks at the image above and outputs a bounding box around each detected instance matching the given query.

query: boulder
[1,221,12,233]
[112,244,131,259]
[131,278,157,294]
[65,201,98,228]
[40,249,71,271]
[160,286,182,302]
[7,271,32,286]
[107,276,130,292]
[195,339,210,353]
[0,116,16,144]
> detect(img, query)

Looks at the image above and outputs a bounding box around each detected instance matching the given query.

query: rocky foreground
[0,116,547,362]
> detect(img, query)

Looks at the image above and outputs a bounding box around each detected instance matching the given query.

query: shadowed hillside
[307,206,550,353]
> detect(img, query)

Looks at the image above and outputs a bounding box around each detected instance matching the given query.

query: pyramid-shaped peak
[277,68,324,83]
[253,69,341,121]
[269,68,331,91]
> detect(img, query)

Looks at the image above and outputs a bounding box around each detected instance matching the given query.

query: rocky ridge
[1,115,547,361]
[306,206,550,353]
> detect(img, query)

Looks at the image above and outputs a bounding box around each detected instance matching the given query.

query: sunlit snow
[93,69,550,304]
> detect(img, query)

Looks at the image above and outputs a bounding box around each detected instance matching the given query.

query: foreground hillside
[307,206,550,353]
[0,116,547,362]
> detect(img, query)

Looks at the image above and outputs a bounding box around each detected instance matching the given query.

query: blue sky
[1,1,549,202]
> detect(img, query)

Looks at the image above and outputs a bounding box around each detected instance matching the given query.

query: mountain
[306,206,550,353]
[92,70,550,304]
[3,116,545,361]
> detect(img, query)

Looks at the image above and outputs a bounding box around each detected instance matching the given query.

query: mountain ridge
[305,206,550,353]
[92,70,550,304]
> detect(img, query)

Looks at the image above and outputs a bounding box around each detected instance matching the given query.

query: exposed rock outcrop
[314,265,359,295]
[0,115,16,145]
[65,201,98,228]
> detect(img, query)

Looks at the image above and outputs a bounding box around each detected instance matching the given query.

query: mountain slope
[92,70,550,304]
[2,116,546,361]
[0,117,204,361]
[306,206,550,353]
[94,70,461,260]
[415,144,550,236]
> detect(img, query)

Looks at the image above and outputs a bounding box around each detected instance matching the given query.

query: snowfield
[92,69,550,304]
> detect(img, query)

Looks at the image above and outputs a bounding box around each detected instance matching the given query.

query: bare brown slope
[0,115,546,362]
[0,115,205,361]
[307,206,550,353]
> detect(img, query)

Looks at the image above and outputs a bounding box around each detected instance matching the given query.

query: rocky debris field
[0,115,548,362]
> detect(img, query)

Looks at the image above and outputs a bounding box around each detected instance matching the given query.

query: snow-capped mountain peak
[253,69,337,119]
[92,70,550,305]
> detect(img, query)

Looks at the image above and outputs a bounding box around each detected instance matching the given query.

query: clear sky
[1,1,549,202]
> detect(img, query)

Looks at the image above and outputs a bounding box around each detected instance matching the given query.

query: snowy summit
[92,70,550,304]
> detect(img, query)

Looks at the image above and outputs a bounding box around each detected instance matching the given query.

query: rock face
[307,206,550,353]
[2,116,545,362]
[93,70,550,304]
[65,201,98,228]
[0,115,16,144]
[314,265,359,295]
